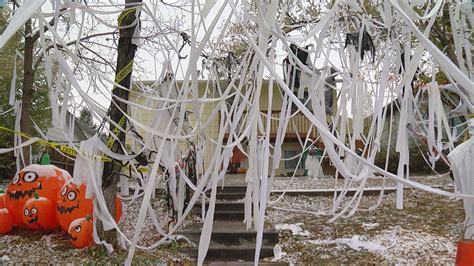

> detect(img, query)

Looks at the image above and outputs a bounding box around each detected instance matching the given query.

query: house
[370,93,466,174]
[45,110,96,174]
[128,78,338,176]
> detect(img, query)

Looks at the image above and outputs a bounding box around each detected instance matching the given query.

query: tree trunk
[97,0,142,247]
[20,19,35,167]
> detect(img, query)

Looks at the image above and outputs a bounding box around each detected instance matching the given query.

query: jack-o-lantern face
[22,196,59,230]
[56,182,93,232]
[8,171,41,200]
[5,164,70,226]
[68,216,93,248]
[23,206,39,223]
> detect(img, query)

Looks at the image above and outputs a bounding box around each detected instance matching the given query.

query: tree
[1,1,67,167]
[3,1,119,168]
[209,0,324,80]
[97,0,142,247]
[0,8,51,177]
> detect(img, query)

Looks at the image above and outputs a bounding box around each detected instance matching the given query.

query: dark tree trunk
[97,0,142,247]
[20,19,35,168]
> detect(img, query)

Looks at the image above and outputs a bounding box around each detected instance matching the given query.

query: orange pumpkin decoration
[22,194,59,230]
[5,164,70,226]
[0,193,5,209]
[56,182,93,232]
[56,182,122,231]
[0,208,14,234]
[68,216,93,248]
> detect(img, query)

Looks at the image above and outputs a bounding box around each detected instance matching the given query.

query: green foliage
[0,9,20,178]
[87,245,109,258]
[171,239,178,256]
[0,9,51,178]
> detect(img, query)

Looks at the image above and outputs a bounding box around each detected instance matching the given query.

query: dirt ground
[265,175,464,264]
[0,175,465,264]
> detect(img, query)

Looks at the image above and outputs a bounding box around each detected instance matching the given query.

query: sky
[38,0,236,114]
[1,0,348,122]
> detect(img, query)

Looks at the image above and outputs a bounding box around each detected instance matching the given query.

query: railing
[222,110,318,140]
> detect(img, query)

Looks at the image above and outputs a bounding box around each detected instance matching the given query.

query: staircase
[180,175,280,263]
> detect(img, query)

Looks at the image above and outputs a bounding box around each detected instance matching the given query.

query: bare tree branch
[79,43,117,71]
[33,31,117,70]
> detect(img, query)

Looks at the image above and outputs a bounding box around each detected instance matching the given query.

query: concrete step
[182,244,275,261]
[203,261,287,266]
[214,193,246,201]
[214,210,245,221]
[191,208,245,221]
[211,186,247,194]
[195,201,244,212]
[181,222,279,246]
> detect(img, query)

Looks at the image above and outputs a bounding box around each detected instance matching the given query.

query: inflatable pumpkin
[56,182,93,232]
[56,181,123,232]
[68,216,93,248]
[0,208,14,234]
[22,194,59,230]
[0,193,5,209]
[5,164,70,226]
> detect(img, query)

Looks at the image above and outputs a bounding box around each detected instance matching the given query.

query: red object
[0,208,14,234]
[237,168,247,174]
[22,196,59,230]
[5,164,70,226]
[456,239,474,266]
[115,196,122,223]
[0,194,5,209]
[231,147,247,163]
[56,182,93,232]
[68,216,93,248]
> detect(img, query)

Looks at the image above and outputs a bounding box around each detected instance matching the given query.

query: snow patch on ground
[306,226,457,264]
[307,235,385,252]
[362,222,379,230]
[275,223,311,237]
[371,226,456,264]
[41,234,57,251]
[272,175,452,190]
[272,244,287,261]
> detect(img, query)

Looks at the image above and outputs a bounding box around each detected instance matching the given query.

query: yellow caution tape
[115,60,134,84]
[0,126,112,162]
[106,115,126,148]
[0,126,33,143]
[0,127,152,174]
[49,143,78,157]
[123,165,149,173]
[117,8,136,26]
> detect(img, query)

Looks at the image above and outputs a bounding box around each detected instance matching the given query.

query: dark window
[284,150,304,170]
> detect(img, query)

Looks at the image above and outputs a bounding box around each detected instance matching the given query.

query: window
[284,150,304,170]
